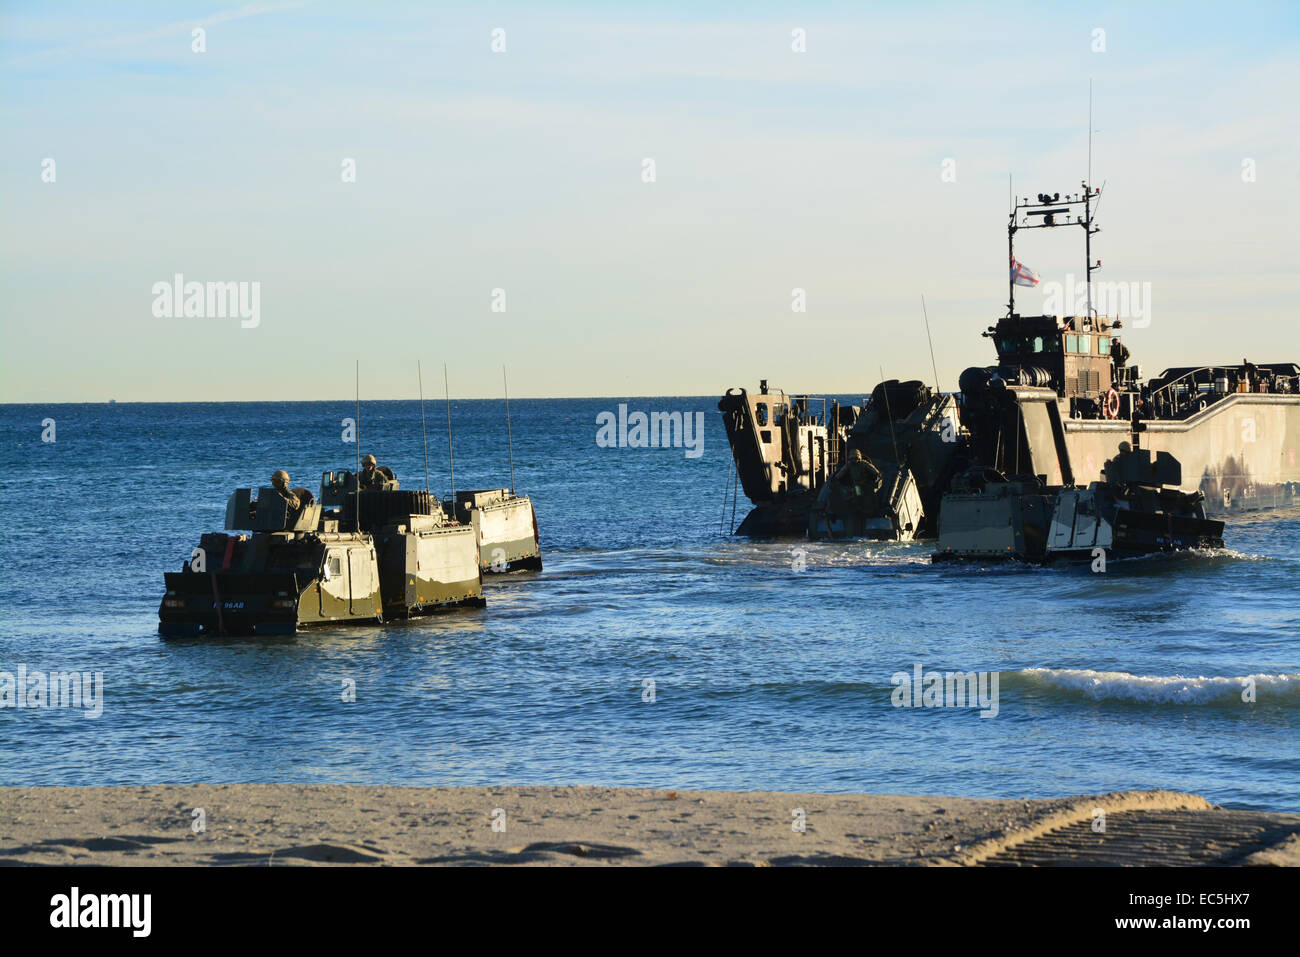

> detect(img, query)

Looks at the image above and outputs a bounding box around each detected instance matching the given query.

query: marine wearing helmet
[847,449,884,509]
[271,470,301,511]
[358,453,384,489]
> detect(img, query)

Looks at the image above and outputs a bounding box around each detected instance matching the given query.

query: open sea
[1,398,1297,811]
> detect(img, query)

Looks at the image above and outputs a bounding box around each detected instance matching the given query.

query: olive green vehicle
[933,445,1225,564]
[324,469,485,615]
[159,468,483,637]
[443,489,542,572]
[809,379,966,541]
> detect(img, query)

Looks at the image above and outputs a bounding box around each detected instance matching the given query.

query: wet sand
[1,785,1296,866]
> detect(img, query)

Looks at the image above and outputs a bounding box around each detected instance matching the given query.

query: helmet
[271,469,290,487]
[850,449,863,462]
[362,454,377,467]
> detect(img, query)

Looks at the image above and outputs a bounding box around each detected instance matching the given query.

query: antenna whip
[443,363,455,501]
[418,361,430,492]
[503,365,516,496]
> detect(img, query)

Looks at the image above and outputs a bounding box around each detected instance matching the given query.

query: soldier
[270,470,300,511]
[1109,338,1130,385]
[836,449,884,512]
[358,454,383,489]
[1240,358,1258,393]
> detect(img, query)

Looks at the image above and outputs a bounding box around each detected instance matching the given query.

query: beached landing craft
[962,182,1300,515]
[158,469,483,637]
[719,378,965,540]
[720,178,1300,541]
[717,381,859,536]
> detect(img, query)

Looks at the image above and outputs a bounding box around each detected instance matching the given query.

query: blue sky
[2,1,1297,401]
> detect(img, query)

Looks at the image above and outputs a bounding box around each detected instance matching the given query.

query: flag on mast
[1010,256,1040,287]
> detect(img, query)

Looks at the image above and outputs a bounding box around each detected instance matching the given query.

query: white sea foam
[1015,668,1300,705]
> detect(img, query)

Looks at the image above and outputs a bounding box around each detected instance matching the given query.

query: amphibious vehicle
[159,468,483,637]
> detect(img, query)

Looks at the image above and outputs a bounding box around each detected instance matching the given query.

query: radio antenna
[921,295,941,393]
[1087,78,1093,193]
[1087,79,1095,318]
[443,363,455,502]
[354,359,362,531]
[418,361,430,492]
[878,365,902,467]
[502,364,516,496]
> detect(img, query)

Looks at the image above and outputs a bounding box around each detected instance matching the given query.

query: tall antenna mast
[443,363,455,501]
[502,364,516,496]
[1007,176,1017,318]
[418,361,430,492]
[1086,79,1094,319]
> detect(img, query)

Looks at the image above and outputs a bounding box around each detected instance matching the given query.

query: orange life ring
[1103,388,1121,419]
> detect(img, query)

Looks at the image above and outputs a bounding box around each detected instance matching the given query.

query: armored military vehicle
[718,381,859,536]
[933,445,1224,564]
[159,468,483,637]
[442,489,542,572]
[809,379,967,540]
[322,468,484,617]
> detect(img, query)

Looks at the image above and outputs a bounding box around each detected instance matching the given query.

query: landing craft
[720,177,1300,540]
[717,380,859,536]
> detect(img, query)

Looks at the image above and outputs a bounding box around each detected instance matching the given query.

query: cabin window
[755,403,768,426]
[329,556,342,576]
[1097,336,1110,356]
[1065,335,1077,353]
[1002,333,1060,356]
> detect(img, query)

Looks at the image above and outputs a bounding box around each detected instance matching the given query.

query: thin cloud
[1,1,312,68]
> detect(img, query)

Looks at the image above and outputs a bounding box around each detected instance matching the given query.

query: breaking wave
[1009,668,1300,705]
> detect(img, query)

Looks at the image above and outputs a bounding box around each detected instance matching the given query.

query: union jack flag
[1010,256,1040,287]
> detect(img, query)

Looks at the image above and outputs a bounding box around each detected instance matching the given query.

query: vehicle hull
[158,569,382,637]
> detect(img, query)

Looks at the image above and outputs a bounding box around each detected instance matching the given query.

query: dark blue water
[1,399,1297,810]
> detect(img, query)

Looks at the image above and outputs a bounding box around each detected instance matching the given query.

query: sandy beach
[1,785,1296,866]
